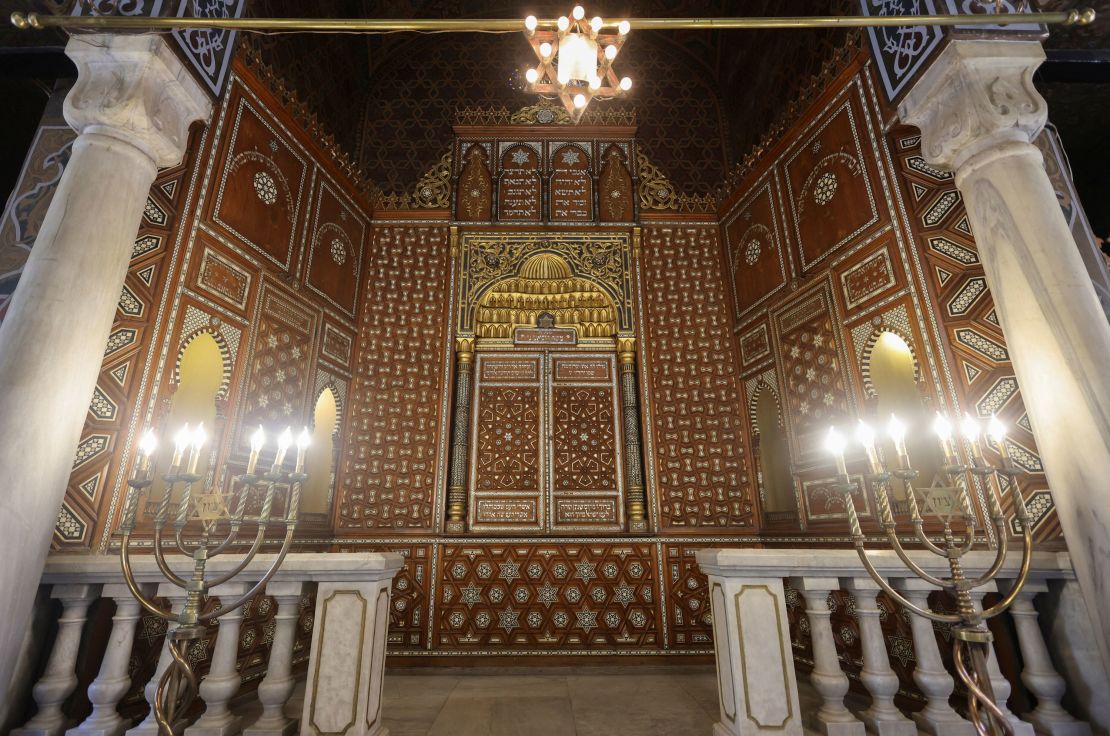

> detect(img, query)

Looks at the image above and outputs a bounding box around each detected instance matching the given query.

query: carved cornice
[455,100,637,127]
[636,151,716,214]
[898,40,1047,173]
[64,34,211,167]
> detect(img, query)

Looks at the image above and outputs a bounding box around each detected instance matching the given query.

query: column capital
[898,40,1047,172]
[64,34,212,168]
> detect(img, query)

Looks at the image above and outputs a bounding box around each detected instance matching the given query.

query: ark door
[467,351,625,535]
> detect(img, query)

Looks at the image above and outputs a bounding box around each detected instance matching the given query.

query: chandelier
[523,6,631,123]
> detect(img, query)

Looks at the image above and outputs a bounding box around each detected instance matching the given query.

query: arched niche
[302,386,340,515]
[866,331,943,489]
[752,384,794,514]
[474,252,618,341]
[155,331,225,500]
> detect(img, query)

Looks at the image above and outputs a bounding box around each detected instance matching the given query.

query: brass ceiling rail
[9,9,1097,33]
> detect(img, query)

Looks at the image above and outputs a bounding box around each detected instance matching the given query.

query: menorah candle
[933,413,956,461]
[988,414,1010,461]
[888,414,910,469]
[295,427,311,474]
[247,425,265,475]
[855,421,883,475]
[187,423,206,474]
[171,423,190,470]
[961,413,983,461]
[825,427,848,480]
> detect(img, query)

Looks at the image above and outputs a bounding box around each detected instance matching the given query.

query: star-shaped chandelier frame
[523,6,631,123]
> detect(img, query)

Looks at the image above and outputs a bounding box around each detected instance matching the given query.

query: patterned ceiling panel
[246,0,858,195]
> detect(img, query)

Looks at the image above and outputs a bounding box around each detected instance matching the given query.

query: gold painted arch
[474,252,618,339]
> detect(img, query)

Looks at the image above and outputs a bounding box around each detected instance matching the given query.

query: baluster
[1005,580,1092,736]
[13,585,99,736]
[126,585,188,736]
[67,584,153,736]
[185,582,249,736]
[972,586,1035,736]
[893,579,975,735]
[243,582,306,736]
[843,579,916,736]
[791,577,864,736]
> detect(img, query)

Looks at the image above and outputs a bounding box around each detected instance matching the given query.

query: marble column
[900,39,1110,677]
[68,584,152,736]
[618,337,648,533]
[12,585,98,736]
[791,578,864,736]
[894,581,974,736]
[445,337,474,534]
[843,580,915,736]
[0,34,210,702]
[185,583,248,736]
[243,582,306,736]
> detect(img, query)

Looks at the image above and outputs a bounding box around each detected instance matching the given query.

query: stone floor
[379,665,723,736]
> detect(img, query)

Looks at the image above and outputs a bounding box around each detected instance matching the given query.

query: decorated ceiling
[246,0,857,197]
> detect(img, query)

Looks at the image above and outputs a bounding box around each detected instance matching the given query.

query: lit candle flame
[139,429,158,458]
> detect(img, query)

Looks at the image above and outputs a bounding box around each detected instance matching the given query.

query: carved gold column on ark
[446,337,475,534]
[618,337,648,532]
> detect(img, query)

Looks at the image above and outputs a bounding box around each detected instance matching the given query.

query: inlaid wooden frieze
[597,144,633,222]
[436,542,659,651]
[456,144,492,222]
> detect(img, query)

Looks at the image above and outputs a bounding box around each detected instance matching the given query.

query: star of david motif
[574,562,597,582]
[917,483,964,524]
[538,583,558,607]
[511,149,531,165]
[561,149,581,165]
[461,584,482,608]
[576,606,598,632]
[612,583,636,608]
[499,606,520,633]
[498,561,521,583]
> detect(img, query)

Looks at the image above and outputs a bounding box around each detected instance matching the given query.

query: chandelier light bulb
[604,44,617,60]
[855,420,875,450]
[825,426,846,457]
[557,15,569,31]
[987,414,1007,444]
[960,412,980,441]
[250,425,266,453]
[618,19,630,34]
[589,75,601,89]
[525,67,539,84]
[191,422,207,450]
[139,429,158,458]
[539,41,553,58]
[524,15,537,32]
[619,76,632,90]
[572,5,585,20]
[590,15,603,32]
[573,93,587,108]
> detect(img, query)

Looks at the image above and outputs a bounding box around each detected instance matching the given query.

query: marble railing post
[300,556,403,736]
[185,583,248,736]
[445,337,474,534]
[900,38,1110,677]
[126,586,188,736]
[68,584,153,736]
[13,585,98,736]
[695,550,804,736]
[0,34,210,702]
[1005,580,1092,736]
[790,578,864,736]
[244,582,307,736]
[842,580,915,736]
[893,580,974,736]
[618,337,648,533]
[970,588,1034,736]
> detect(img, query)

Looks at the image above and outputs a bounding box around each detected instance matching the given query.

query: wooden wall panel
[640,225,756,531]
[334,226,451,533]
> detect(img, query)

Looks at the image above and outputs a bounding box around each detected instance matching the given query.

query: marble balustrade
[697,547,1103,736]
[12,552,403,736]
